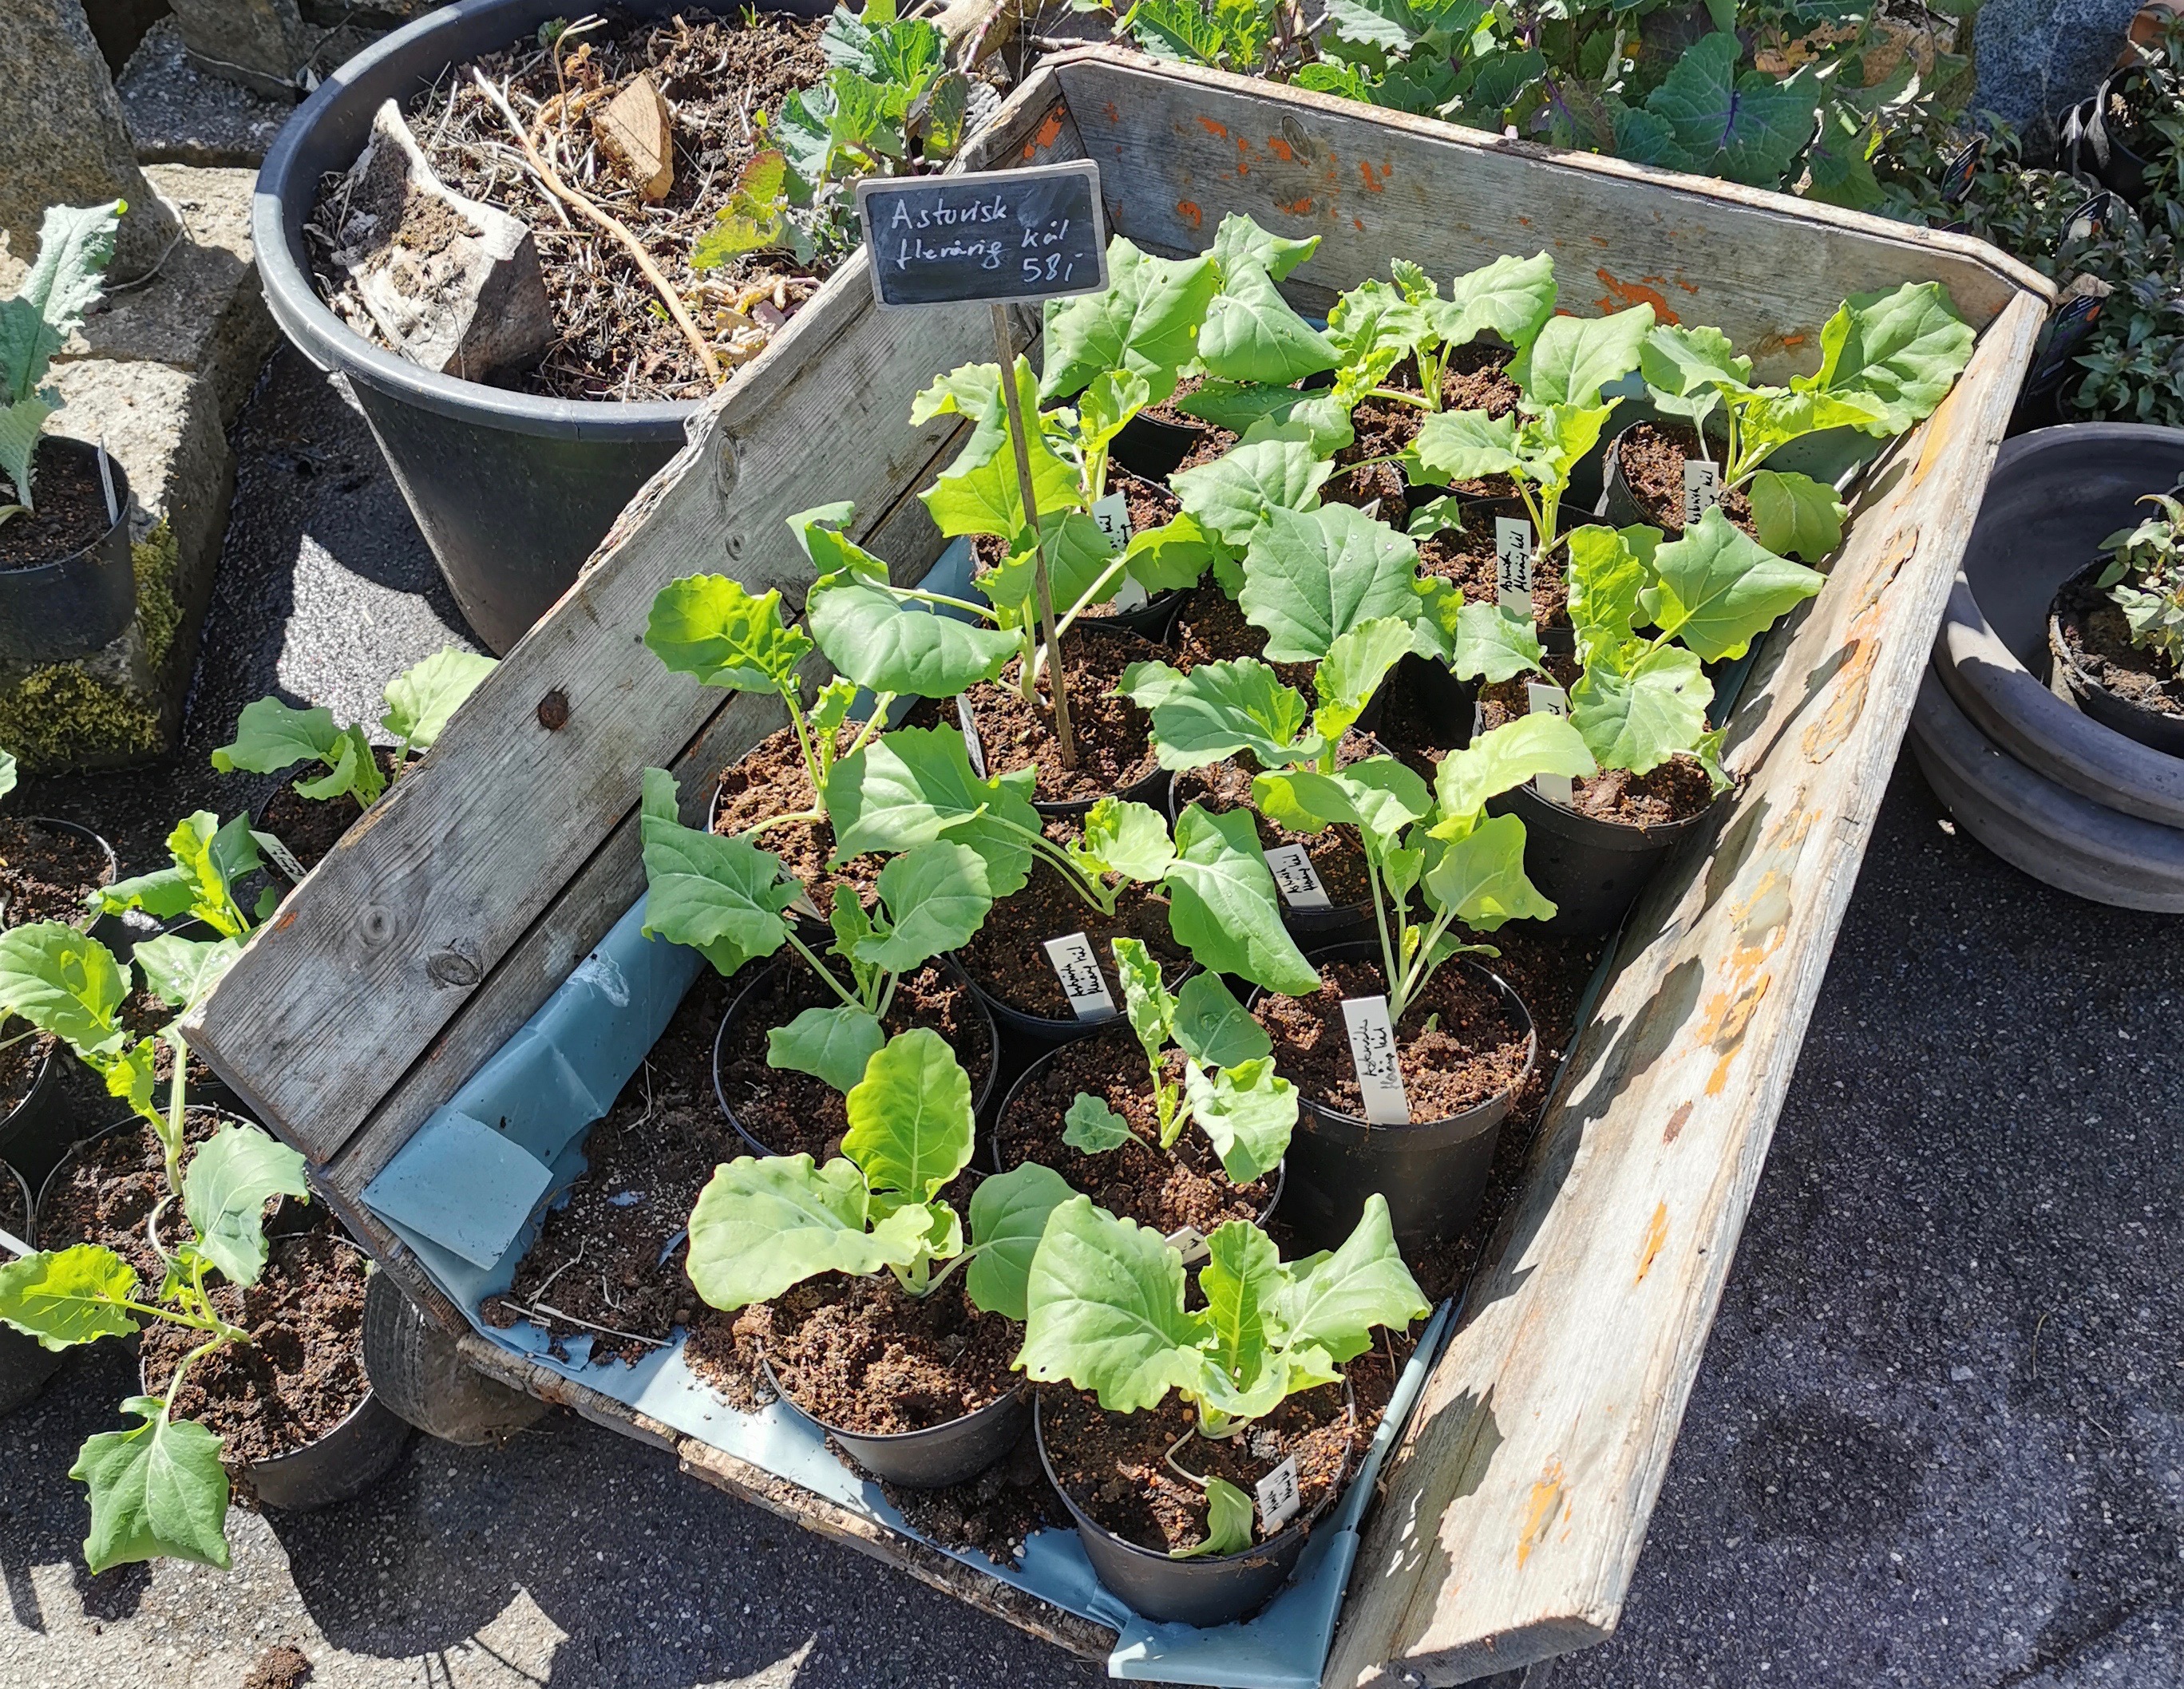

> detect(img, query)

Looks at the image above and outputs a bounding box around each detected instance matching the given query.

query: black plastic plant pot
[1110,413,1206,483]
[762,1354,1029,1489]
[1031,1389,1350,1628]
[0,1037,67,1196]
[2046,561,2184,756]
[1388,651,1477,753]
[136,1238,411,1512]
[1493,777,1718,939]
[710,952,1003,1155]
[1032,761,1174,823]
[0,1159,65,1418]
[252,0,833,653]
[0,438,135,665]
[964,961,1120,1046]
[1161,779,1374,943]
[1251,940,1533,1253]
[1079,587,1185,642]
[7,814,130,959]
[2063,75,2154,202]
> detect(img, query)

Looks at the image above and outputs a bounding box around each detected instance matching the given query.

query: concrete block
[120,17,293,168]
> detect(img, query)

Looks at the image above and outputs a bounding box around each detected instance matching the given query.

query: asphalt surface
[2,346,2180,1688]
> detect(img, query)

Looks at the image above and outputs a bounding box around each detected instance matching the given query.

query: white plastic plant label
[250,829,308,885]
[1090,493,1149,610]
[1164,1224,1211,1266]
[956,694,987,777]
[1527,682,1576,804]
[1262,843,1331,910]
[1340,994,1411,1125]
[1495,516,1534,616]
[1043,932,1117,1019]
[1256,1456,1302,1533]
[1681,458,1722,526]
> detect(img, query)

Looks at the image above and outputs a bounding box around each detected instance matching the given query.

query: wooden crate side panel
[1049,54,2048,378]
[186,277,1005,1164]
[1321,294,2046,1687]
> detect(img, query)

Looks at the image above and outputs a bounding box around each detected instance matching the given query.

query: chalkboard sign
[857,160,1109,311]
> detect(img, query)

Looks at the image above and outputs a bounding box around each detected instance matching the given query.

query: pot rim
[0,1034,57,1142]
[0,814,122,928]
[34,1106,259,1240]
[758,1347,1029,1450]
[2047,556,2184,726]
[0,436,133,576]
[1,1158,34,1250]
[1503,765,1724,841]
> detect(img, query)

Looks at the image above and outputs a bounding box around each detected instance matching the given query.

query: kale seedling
[85,810,268,940]
[1017,1193,1428,1553]
[2094,489,2184,671]
[685,1026,1074,1321]
[1061,938,1298,1185]
[0,201,121,523]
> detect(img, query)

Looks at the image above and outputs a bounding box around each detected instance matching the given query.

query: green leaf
[72,1397,231,1574]
[1410,408,1525,485]
[964,1161,1076,1321]
[1174,1476,1256,1558]
[1074,797,1179,884]
[1422,809,1556,930]
[1240,395,1355,457]
[1735,388,1890,466]
[0,394,53,507]
[1564,524,1652,667]
[841,1026,975,1212]
[380,649,497,752]
[1276,1193,1430,1363]
[1511,307,1655,409]
[1178,380,1337,443]
[1164,804,1320,995]
[919,358,1081,538]
[161,813,261,939]
[1327,278,1429,391]
[1639,323,1753,405]
[1171,970,1272,1069]
[0,1244,140,1350]
[1570,643,1712,774]
[1314,615,1414,744]
[804,570,1018,698]
[287,725,373,805]
[1421,590,1546,684]
[1240,504,1421,664]
[1063,1092,1135,1153]
[639,767,799,976]
[1200,263,1339,386]
[1118,658,1314,772]
[1749,470,1847,562]
[857,840,995,971]
[686,1156,924,1311]
[131,933,242,1012]
[1171,437,1332,551]
[1794,281,1975,435]
[1434,714,1596,821]
[1190,1219,1288,1419]
[1642,507,1826,661]
[1077,369,1152,457]
[1433,250,1558,351]
[1122,512,1221,595]
[209,698,341,777]
[1211,213,1320,283]
[0,922,129,1061]
[825,726,1038,895]
[978,511,1122,628]
[1642,35,1821,188]
[1185,1057,1296,1183]
[1041,242,1218,405]
[1017,1196,1207,1413]
[181,1124,310,1288]
[1,202,120,404]
[692,148,790,268]
[768,1004,886,1094]
[1113,933,1177,1066]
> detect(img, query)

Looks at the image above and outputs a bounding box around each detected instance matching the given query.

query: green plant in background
[212,649,497,810]
[2095,489,2184,670]
[1017,1193,1428,1552]
[1061,938,1298,1184]
[85,811,268,939]
[0,201,122,522]
[684,1026,1074,1319]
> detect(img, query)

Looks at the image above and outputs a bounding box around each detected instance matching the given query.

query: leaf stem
[782,929,864,1012]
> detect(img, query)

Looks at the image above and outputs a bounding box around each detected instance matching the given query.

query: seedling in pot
[212,647,497,810]
[85,810,268,939]
[2092,489,2184,669]
[1252,714,1595,1026]
[1017,1193,1428,1553]
[1637,283,1976,560]
[1062,938,1298,1185]
[0,201,121,524]
[685,1026,1074,1322]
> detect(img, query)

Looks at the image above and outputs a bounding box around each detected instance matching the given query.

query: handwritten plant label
[1527,682,1576,804]
[1681,458,1721,526]
[1090,490,1147,610]
[1044,932,1117,1019]
[956,695,987,777]
[857,160,1109,310]
[1164,1224,1211,1266]
[1256,1456,1302,1533]
[1262,843,1331,910]
[1340,994,1411,1125]
[1495,516,1535,616]
[250,829,309,885]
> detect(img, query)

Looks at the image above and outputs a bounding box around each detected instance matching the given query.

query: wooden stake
[991,302,1077,769]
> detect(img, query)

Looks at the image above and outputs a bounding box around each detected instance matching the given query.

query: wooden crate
[185,46,2051,1686]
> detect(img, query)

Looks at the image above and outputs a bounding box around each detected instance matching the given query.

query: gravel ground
[2,348,2179,1688]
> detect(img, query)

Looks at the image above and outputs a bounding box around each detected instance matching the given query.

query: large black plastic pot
[1032,1387,1351,1628]
[2061,73,2156,202]
[710,952,1002,1153]
[0,1160,65,1417]
[1491,778,1717,939]
[763,1354,1029,1489]
[1110,413,1207,482]
[0,438,135,665]
[1248,941,1533,1252]
[2046,560,2184,756]
[137,1236,411,1511]
[254,0,831,653]
[0,1037,64,1193]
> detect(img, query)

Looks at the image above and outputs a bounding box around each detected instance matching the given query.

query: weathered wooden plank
[1049,50,2043,375]
[456,1335,1121,1663]
[1320,292,2048,1687]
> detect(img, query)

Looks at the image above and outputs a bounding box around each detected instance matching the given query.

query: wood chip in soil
[483,970,737,1363]
[1615,418,1756,537]
[954,852,1186,1022]
[0,441,111,570]
[1478,658,1718,825]
[139,1232,371,1486]
[2054,575,2184,718]
[995,1022,1271,1236]
[0,816,113,928]
[714,959,992,1160]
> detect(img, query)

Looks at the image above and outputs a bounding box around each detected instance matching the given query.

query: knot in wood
[427,947,483,989]
[536,689,570,730]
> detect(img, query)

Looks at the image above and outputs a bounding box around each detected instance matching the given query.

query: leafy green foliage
[1164,804,1321,996]
[381,650,497,757]
[1173,1475,1257,1558]
[180,1125,310,1289]
[824,723,1039,895]
[71,1397,231,1574]
[1239,504,1422,663]
[0,201,121,510]
[1064,1092,1135,1153]
[1042,241,1219,405]
[2095,491,2184,670]
[0,1244,141,1351]
[89,813,263,941]
[638,766,801,978]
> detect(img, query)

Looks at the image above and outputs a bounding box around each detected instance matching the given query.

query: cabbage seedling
[1061,938,1297,1185]
[686,1026,1074,1321]
[1017,1193,1428,1552]
[211,648,497,810]
[85,810,267,939]
[2092,490,2184,670]
[0,201,121,521]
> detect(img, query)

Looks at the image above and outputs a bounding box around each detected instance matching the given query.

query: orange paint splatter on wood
[1268,136,1295,161]
[1675,275,1700,295]
[1105,101,1121,125]
[1353,216,1364,231]
[1177,200,1203,230]
[1589,235,1609,247]
[1198,115,1229,139]
[1033,110,1064,149]
[1280,196,1314,215]
[1359,159,1389,192]
[1595,267,1679,323]
[275,908,298,932]
[1783,333,1806,346]
[1517,214,1533,225]
[1517,1459,1566,1568]
[1636,1202,1669,1283]
[1236,136,1252,175]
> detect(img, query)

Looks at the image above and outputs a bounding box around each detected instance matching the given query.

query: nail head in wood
[537,690,570,730]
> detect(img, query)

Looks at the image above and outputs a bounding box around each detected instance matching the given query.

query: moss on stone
[0,666,164,772]
[134,520,181,674]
